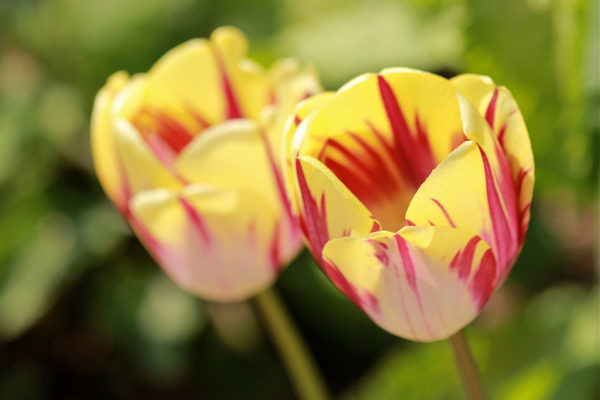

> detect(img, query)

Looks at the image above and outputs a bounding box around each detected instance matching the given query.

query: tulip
[92,28,331,400]
[284,68,534,342]
[91,27,322,303]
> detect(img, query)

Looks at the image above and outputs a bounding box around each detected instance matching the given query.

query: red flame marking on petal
[211,47,244,120]
[430,198,457,228]
[296,159,330,265]
[269,222,282,272]
[395,234,433,339]
[449,236,481,282]
[378,75,437,188]
[469,249,497,310]
[259,128,299,246]
[137,108,195,154]
[180,198,212,245]
[370,221,381,232]
[323,259,380,315]
[485,86,499,129]
[497,124,508,148]
[478,145,516,276]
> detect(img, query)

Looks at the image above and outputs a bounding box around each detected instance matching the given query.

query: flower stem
[254,287,330,400]
[449,330,487,400]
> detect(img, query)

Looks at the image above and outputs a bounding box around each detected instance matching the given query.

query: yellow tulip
[284,68,534,341]
[91,27,321,302]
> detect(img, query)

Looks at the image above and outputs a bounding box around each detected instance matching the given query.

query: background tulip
[91,27,322,302]
[285,68,534,342]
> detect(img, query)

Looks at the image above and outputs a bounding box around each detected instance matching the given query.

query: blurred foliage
[0,0,597,399]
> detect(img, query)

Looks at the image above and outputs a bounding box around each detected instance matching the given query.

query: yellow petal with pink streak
[175,119,279,209]
[175,119,303,266]
[129,185,282,302]
[295,156,380,264]
[322,226,497,342]
[451,74,534,252]
[145,26,271,127]
[111,116,183,196]
[405,118,518,284]
[295,69,469,232]
[283,92,335,215]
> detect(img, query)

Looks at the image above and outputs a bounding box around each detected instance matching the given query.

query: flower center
[315,75,466,232]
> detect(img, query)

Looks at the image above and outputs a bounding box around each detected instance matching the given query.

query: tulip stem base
[449,330,487,400]
[253,287,330,400]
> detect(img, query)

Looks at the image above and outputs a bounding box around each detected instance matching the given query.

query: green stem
[449,330,487,400]
[254,287,330,400]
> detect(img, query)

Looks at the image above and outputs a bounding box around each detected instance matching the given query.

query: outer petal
[322,226,497,342]
[295,156,381,265]
[145,26,271,125]
[298,69,468,231]
[90,71,130,213]
[176,119,277,208]
[451,74,534,250]
[112,117,183,196]
[129,185,281,302]
[175,119,302,266]
[283,92,335,215]
[262,58,323,164]
[406,133,518,283]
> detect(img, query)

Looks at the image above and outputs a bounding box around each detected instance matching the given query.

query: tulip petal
[283,92,335,214]
[297,69,468,231]
[91,71,130,213]
[146,26,271,126]
[175,119,278,209]
[175,119,302,265]
[262,59,323,163]
[406,133,518,283]
[451,74,534,250]
[129,185,282,302]
[322,226,497,342]
[295,156,381,265]
[111,114,184,193]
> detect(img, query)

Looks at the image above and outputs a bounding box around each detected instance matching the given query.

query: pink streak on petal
[180,197,212,244]
[269,222,282,272]
[370,221,382,232]
[185,104,212,130]
[323,259,380,315]
[469,249,497,310]
[138,108,195,153]
[497,124,508,148]
[389,256,418,339]
[296,159,329,265]
[395,234,433,339]
[449,236,481,282]
[430,198,457,228]
[479,144,516,276]
[485,87,499,129]
[259,128,301,256]
[211,47,244,120]
[378,75,437,188]
[367,239,390,266]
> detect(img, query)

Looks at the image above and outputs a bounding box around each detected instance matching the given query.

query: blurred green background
[0,0,597,399]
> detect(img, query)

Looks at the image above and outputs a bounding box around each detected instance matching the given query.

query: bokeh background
[0,0,598,399]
